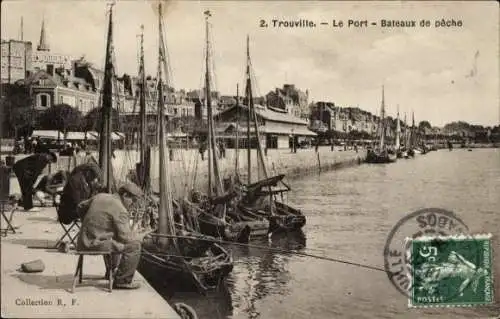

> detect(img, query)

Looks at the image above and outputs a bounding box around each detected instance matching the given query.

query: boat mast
[205,10,213,197]
[139,25,147,178]
[235,83,240,174]
[411,111,415,147]
[156,2,176,246]
[204,10,223,198]
[245,36,252,184]
[247,36,268,180]
[395,104,400,150]
[138,24,149,191]
[98,2,115,193]
[379,85,385,149]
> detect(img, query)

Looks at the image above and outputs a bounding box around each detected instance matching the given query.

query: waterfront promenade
[0,206,180,319]
[8,147,366,198]
[2,147,363,318]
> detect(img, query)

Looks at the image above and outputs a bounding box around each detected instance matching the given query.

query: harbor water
[162,148,500,318]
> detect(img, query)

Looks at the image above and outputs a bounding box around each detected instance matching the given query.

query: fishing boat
[230,37,306,233]
[395,105,403,158]
[365,86,397,164]
[402,112,414,158]
[121,3,233,294]
[183,11,268,243]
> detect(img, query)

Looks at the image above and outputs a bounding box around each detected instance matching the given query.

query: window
[40,94,49,107]
[79,99,83,110]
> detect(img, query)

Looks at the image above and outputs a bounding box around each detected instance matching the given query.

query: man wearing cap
[76,182,144,290]
[13,152,58,212]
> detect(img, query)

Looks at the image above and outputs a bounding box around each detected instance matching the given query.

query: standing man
[77,183,143,289]
[13,152,57,212]
[199,140,206,161]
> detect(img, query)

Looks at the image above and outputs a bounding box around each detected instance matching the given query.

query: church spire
[37,17,49,51]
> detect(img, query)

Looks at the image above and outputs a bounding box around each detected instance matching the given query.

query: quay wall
[9,146,366,198]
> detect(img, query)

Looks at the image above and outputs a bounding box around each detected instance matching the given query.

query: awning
[66,132,97,140]
[88,131,125,141]
[265,126,317,136]
[31,130,63,139]
[167,132,188,138]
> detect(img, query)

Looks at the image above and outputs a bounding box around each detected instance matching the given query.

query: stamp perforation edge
[405,233,495,308]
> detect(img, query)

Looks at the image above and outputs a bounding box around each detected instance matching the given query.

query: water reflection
[226,230,306,319]
[167,284,234,319]
[155,150,500,319]
[159,231,306,319]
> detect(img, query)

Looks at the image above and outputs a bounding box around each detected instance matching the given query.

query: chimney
[46,64,54,76]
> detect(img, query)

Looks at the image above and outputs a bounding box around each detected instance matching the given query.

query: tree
[1,83,35,138]
[418,120,432,130]
[83,107,122,132]
[38,104,83,134]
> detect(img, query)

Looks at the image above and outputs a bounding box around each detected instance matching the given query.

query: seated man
[76,183,143,290]
[57,162,103,225]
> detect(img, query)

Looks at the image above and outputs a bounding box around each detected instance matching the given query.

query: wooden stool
[1,198,19,237]
[71,251,120,293]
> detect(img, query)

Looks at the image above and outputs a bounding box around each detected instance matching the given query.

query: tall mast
[205,10,213,197]
[247,36,268,180]
[137,24,150,191]
[98,3,115,193]
[395,104,400,150]
[411,111,415,147]
[204,10,223,197]
[379,85,385,149]
[139,25,146,167]
[235,83,240,174]
[157,1,167,236]
[156,2,176,243]
[245,35,252,184]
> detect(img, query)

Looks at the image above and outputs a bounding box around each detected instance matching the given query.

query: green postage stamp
[407,234,494,308]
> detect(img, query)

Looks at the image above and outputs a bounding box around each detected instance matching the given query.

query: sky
[1,0,498,127]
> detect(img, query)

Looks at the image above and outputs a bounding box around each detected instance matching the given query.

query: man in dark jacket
[13,152,57,211]
[57,162,103,225]
[76,183,143,289]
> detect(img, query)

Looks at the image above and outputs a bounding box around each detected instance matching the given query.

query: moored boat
[365,86,397,164]
[134,3,233,294]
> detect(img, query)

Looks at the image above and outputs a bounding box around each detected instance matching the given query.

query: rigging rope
[148,233,385,272]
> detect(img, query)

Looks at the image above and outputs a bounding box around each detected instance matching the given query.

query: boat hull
[139,237,233,294]
[197,210,269,242]
[365,150,397,163]
[268,201,306,232]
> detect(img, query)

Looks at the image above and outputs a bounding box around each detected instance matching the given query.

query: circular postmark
[383,208,470,298]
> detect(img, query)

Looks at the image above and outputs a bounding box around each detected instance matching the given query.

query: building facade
[265,84,309,119]
[1,40,32,84]
[310,102,378,137]
[215,104,316,149]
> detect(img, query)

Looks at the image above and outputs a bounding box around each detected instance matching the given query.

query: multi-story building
[310,102,378,136]
[1,40,32,84]
[265,84,309,119]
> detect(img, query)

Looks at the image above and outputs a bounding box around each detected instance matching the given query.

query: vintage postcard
[0,1,498,318]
